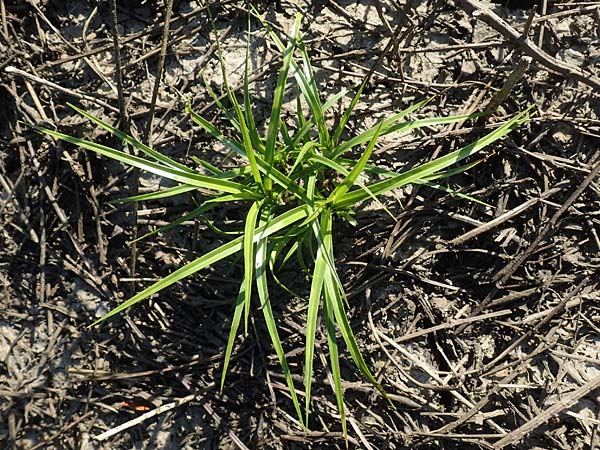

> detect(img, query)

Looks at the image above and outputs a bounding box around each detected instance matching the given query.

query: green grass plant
[29,12,529,440]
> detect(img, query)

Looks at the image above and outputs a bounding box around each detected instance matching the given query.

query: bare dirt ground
[1,0,600,449]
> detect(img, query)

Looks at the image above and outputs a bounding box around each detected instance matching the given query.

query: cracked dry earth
[1,0,600,449]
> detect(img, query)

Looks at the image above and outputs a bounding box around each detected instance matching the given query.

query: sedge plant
[29,12,529,439]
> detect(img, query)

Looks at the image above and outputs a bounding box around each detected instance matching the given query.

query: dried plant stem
[482,56,532,115]
[143,0,174,145]
[137,0,174,278]
[109,0,139,285]
[109,0,129,130]
[457,0,600,91]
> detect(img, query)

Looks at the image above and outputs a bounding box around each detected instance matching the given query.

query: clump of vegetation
[29,12,528,439]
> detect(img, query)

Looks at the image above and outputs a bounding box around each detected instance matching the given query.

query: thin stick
[448,184,560,246]
[143,0,174,145]
[108,0,138,284]
[521,5,537,38]
[132,0,173,280]
[0,168,39,244]
[36,0,240,71]
[433,328,559,437]
[480,55,532,116]
[537,0,547,47]
[494,374,600,449]
[457,0,600,91]
[28,1,115,93]
[375,327,507,433]
[94,395,195,441]
[393,309,512,343]
[30,412,94,450]
[108,0,129,130]
[4,66,119,113]
[494,151,600,284]
[0,0,9,43]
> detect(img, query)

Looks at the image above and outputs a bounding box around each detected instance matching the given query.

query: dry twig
[457,0,600,91]
[494,374,600,449]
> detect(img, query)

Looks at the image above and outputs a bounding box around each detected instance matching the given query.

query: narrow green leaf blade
[186,101,247,157]
[67,102,194,173]
[321,220,392,406]
[243,16,263,154]
[221,283,246,391]
[328,122,382,204]
[331,81,367,146]
[224,62,263,186]
[89,204,311,326]
[30,124,257,197]
[131,202,217,243]
[264,13,301,168]
[187,105,310,203]
[287,141,320,177]
[324,266,391,405]
[304,209,331,424]
[297,38,329,146]
[108,184,197,204]
[333,111,530,209]
[419,181,491,207]
[200,73,241,133]
[243,201,262,334]
[323,277,347,442]
[332,106,477,160]
[255,214,305,427]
